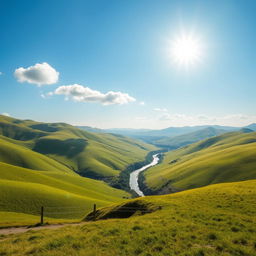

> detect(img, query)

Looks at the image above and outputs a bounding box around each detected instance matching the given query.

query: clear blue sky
[0,0,255,128]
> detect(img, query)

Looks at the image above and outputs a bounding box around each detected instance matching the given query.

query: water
[129,154,160,197]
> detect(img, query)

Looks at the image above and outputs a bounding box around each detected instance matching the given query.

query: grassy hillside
[0,180,255,255]
[0,115,156,179]
[143,130,256,194]
[0,161,130,226]
[0,136,74,174]
[154,127,227,149]
[0,115,157,226]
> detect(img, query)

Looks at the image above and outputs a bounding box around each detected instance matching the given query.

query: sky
[0,0,256,129]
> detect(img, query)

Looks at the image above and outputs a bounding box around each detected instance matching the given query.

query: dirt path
[0,222,84,236]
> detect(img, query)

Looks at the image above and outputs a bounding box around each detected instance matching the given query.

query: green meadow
[0,180,255,256]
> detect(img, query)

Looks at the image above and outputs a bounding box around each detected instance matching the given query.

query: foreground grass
[1,180,255,256]
[0,212,80,228]
[0,161,130,225]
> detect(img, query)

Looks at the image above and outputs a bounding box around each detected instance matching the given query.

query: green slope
[0,136,73,174]
[0,115,156,179]
[1,180,255,256]
[0,161,130,223]
[32,127,156,178]
[143,130,256,193]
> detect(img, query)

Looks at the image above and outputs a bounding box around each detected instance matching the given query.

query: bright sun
[170,33,203,67]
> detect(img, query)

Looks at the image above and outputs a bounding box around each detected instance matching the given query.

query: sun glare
[170,33,203,67]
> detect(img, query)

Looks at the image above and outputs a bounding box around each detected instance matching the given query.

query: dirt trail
[0,222,84,236]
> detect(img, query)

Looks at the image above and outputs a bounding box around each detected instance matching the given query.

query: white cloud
[47,84,136,105]
[1,112,10,117]
[14,62,59,86]
[139,101,145,106]
[135,116,148,121]
[154,107,168,112]
[157,113,256,127]
[197,115,210,121]
[158,113,172,121]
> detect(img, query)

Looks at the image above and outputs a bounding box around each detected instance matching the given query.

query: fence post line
[93,204,96,221]
[41,206,44,225]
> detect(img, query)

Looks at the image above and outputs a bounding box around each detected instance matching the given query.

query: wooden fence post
[93,204,96,221]
[41,206,44,225]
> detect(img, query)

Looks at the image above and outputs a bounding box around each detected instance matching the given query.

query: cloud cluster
[158,113,172,120]
[158,113,256,127]
[14,62,59,86]
[48,84,136,105]
[133,112,256,129]
[13,62,136,106]
[1,113,10,117]
[154,108,168,112]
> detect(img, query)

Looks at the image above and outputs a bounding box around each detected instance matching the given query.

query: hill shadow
[33,138,87,158]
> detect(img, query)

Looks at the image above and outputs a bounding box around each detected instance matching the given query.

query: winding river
[129,154,160,197]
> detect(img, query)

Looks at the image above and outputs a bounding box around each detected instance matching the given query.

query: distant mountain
[240,127,254,133]
[106,128,153,134]
[99,125,239,144]
[77,124,254,147]
[245,123,256,131]
[153,127,228,149]
[141,125,237,137]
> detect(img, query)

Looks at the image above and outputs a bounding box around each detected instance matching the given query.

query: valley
[1,115,256,256]
[129,154,160,196]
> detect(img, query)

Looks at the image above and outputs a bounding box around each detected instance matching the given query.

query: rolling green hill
[0,115,156,179]
[143,130,256,194]
[0,179,255,255]
[0,115,157,226]
[0,136,73,174]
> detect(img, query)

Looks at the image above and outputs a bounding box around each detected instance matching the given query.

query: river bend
[129,154,160,197]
